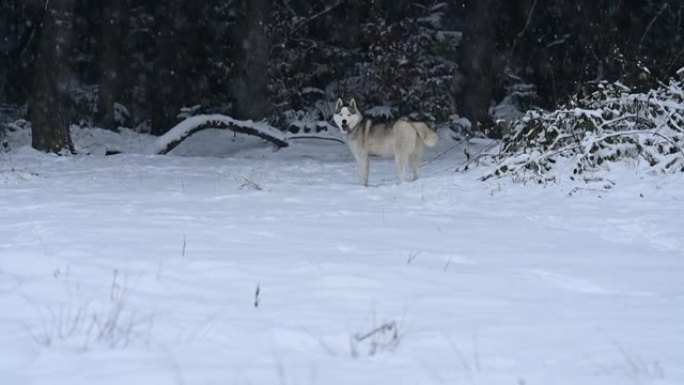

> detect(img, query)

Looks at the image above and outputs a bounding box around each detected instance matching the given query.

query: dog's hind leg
[394,152,408,184]
[393,124,417,183]
[408,143,423,181]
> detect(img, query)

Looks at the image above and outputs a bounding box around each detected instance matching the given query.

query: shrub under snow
[481,73,684,183]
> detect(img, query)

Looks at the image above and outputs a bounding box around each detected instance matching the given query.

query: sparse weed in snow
[597,338,667,382]
[350,320,401,358]
[406,250,422,264]
[588,335,668,383]
[238,177,263,191]
[445,333,482,384]
[254,284,261,308]
[29,283,153,351]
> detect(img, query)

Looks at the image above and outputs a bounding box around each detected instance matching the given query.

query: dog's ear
[349,98,357,112]
[335,98,343,112]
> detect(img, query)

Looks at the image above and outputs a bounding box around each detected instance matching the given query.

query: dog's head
[333,98,362,135]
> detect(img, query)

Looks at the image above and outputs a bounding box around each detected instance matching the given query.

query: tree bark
[96,0,128,130]
[30,0,77,153]
[231,0,270,120]
[458,0,496,136]
[150,1,182,135]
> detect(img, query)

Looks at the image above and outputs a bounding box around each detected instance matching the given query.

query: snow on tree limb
[144,114,289,155]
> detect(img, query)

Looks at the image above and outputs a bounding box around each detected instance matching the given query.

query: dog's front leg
[355,152,370,186]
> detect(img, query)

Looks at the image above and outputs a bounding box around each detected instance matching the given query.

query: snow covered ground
[1,127,683,385]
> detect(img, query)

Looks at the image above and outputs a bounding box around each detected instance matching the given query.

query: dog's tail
[410,122,438,147]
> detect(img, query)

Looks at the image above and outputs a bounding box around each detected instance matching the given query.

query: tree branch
[638,2,669,53]
[509,0,540,60]
[145,114,289,155]
[291,0,343,33]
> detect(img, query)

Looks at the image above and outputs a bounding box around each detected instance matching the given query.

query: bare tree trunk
[151,1,182,135]
[458,0,496,136]
[96,0,128,130]
[30,0,77,153]
[231,0,270,120]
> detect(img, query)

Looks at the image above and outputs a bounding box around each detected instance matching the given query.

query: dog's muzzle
[341,119,351,134]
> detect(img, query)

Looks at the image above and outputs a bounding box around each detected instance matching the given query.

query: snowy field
[1,127,683,385]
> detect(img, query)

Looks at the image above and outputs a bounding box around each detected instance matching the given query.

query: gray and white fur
[333,98,438,185]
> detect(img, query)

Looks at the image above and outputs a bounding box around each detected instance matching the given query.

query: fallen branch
[353,321,398,343]
[145,114,289,155]
[285,134,345,144]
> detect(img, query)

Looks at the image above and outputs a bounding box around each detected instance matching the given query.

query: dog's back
[361,121,395,156]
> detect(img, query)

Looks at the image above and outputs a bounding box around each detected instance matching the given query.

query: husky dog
[333,98,438,185]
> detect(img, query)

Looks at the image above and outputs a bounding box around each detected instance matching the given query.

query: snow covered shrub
[490,84,538,125]
[482,74,684,183]
[0,119,28,152]
[0,104,29,151]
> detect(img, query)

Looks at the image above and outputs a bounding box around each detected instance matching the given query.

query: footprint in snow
[528,269,655,297]
[529,269,616,295]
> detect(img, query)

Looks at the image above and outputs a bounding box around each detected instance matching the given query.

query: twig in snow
[110,269,119,302]
[567,186,609,197]
[254,284,260,308]
[240,178,263,191]
[353,321,398,343]
[443,258,452,271]
[406,250,421,264]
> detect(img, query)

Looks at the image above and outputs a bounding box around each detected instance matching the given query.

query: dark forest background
[1,0,683,153]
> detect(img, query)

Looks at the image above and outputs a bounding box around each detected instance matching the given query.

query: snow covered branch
[481,77,684,183]
[144,114,289,155]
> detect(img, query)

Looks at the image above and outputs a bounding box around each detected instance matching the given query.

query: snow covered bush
[482,73,684,183]
[490,84,538,125]
[0,104,29,152]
